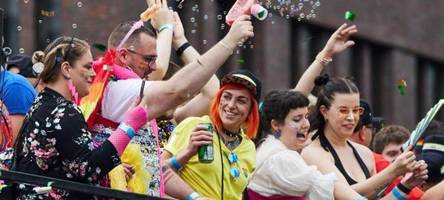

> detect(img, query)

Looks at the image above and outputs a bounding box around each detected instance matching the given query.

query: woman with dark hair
[247,90,364,200]
[302,76,428,199]
[161,69,260,200]
[12,36,148,199]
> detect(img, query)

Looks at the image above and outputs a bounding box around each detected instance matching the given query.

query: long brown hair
[38,36,89,84]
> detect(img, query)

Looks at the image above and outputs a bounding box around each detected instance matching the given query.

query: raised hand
[221,15,254,50]
[151,0,174,31]
[401,160,428,189]
[391,150,417,177]
[319,23,358,59]
[172,12,187,49]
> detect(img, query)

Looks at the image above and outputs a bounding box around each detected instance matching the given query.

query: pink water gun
[226,0,268,26]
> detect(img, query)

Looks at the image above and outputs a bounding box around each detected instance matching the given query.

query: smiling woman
[302,76,427,200]
[9,36,149,199]
[247,90,349,200]
[161,69,260,200]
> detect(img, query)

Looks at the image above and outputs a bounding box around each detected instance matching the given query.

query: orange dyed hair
[210,83,259,139]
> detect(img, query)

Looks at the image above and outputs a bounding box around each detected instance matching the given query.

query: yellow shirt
[165,116,256,200]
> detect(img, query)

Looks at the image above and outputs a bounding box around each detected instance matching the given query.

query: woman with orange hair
[161,69,260,200]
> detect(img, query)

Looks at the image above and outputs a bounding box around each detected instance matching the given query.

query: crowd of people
[0,0,443,199]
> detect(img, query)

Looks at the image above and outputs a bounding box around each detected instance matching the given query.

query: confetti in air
[344,10,356,21]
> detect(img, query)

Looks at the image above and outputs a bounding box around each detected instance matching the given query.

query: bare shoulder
[301,139,334,169]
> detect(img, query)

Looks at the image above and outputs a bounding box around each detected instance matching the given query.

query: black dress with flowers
[13,88,121,199]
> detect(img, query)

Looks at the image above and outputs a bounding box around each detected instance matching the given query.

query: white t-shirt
[248,135,337,199]
[101,79,151,123]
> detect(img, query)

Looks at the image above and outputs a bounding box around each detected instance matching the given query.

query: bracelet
[176,42,191,57]
[397,183,412,194]
[392,187,407,200]
[158,24,175,33]
[171,155,182,171]
[355,196,367,200]
[219,41,234,55]
[118,123,136,139]
[315,53,333,66]
[187,192,201,200]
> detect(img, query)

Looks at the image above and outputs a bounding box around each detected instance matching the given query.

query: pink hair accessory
[67,80,79,105]
[117,20,145,49]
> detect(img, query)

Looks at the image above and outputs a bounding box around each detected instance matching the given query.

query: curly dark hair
[255,90,309,146]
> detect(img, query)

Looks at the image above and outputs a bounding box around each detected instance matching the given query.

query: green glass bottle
[198,123,214,163]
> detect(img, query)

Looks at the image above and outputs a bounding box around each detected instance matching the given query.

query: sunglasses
[334,106,365,117]
[127,49,157,65]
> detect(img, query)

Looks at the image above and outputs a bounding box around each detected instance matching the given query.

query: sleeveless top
[317,132,371,185]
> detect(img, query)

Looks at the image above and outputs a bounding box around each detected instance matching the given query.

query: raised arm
[147,0,173,81]
[293,24,357,96]
[173,75,219,124]
[142,15,254,121]
[172,12,200,65]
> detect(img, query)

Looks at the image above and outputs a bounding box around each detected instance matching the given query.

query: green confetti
[92,43,107,52]
[344,11,356,21]
[398,80,407,95]
[398,86,406,95]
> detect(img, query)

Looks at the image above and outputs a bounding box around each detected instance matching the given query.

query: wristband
[219,41,234,55]
[159,24,175,33]
[176,42,191,57]
[171,155,182,171]
[392,187,407,200]
[118,123,136,139]
[397,183,412,194]
[315,53,333,66]
[187,192,200,200]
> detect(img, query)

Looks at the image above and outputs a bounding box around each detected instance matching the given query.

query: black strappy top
[316,132,371,185]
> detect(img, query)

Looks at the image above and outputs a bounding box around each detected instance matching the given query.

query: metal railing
[0,169,167,200]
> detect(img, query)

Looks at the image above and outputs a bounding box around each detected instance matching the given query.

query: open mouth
[296,132,307,140]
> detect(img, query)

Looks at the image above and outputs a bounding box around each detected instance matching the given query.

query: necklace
[224,135,241,151]
[223,128,240,137]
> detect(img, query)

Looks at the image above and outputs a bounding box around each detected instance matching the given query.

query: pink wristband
[108,129,131,156]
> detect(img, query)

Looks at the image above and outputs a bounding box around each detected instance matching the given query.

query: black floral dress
[13,88,121,199]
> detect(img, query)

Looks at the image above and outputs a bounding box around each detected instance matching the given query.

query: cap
[417,135,444,183]
[360,100,374,126]
[221,69,261,100]
[6,54,37,78]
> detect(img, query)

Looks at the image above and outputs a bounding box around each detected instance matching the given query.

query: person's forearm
[422,180,444,200]
[164,168,196,199]
[351,166,397,198]
[173,75,219,123]
[293,51,330,96]
[175,39,201,65]
[150,28,173,80]
[165,38,233,103]
[333,182,361,200]
[201,75,219,99]
[10,115,25,143]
